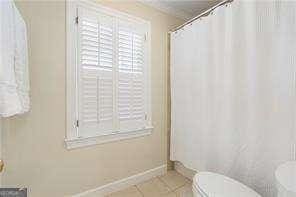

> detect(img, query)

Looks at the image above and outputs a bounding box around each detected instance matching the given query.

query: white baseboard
[174,161,196,180]
[73,165,167,197]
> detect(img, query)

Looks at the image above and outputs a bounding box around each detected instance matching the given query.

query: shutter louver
[78,9,114,137]
[99,25,113,71]
[133,34,144,73]
[118,25,145,131]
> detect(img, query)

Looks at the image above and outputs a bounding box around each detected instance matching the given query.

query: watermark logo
[0,188,27,197]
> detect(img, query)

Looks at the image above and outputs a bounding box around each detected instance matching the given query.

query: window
[66,1,152,149]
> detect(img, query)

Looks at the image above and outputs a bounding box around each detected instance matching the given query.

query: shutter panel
[78,8,114,137]
[117,23,146,132]
[76,7,149,137]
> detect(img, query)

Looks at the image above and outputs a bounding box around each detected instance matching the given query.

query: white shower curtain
[170,1,296,196]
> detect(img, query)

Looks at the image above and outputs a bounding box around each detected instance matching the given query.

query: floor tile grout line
[158,173,190,192]
[134,184,145,197]
[156,176,179,196]
[171,182,188,192]
[157,175,176,192]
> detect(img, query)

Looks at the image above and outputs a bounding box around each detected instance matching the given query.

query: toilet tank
[275,161,296,197]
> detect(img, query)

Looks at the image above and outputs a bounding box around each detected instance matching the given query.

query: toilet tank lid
[275,161,296,193]
[193,172,261,197]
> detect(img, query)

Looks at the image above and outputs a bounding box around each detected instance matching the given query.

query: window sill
[65,126,153,150]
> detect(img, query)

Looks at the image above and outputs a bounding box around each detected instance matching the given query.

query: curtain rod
[169,0,234,33]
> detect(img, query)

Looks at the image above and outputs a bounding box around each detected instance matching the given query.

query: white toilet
[192,172,261,197]
[275,161,296,197]
[192,162,296,197]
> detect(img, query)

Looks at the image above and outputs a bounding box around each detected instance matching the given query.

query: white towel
[13,2,30,114]
[0,1,30,117]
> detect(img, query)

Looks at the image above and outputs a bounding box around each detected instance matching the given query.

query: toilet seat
[193,172,261,197]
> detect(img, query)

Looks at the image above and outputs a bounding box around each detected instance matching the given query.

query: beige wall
[1,1,183,196]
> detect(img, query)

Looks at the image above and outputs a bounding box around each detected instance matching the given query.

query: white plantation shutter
[75,6,150,138]
[78,8,114,137]
[118,23,146,132]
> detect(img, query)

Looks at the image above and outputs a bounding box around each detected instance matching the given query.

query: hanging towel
[0,1,30,117]
[13,2,30,114]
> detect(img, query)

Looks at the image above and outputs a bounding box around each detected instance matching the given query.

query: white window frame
[65,1,152,149]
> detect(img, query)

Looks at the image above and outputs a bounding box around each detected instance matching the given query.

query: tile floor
[106,170,193,197]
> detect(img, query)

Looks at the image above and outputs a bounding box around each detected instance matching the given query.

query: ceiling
[140,0,222,20]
